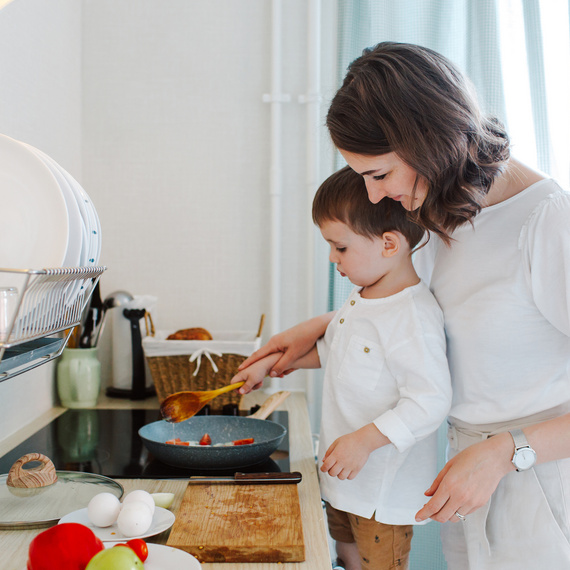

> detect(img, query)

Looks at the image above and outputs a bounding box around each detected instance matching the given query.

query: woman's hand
[238,312,335,377]
[321,424,389,480]
[415,432,514,523]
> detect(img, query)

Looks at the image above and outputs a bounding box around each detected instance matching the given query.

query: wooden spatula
[160,381,246,423]
[160,382,291,423]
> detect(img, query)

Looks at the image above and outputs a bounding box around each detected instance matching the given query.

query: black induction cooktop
[0,407,289,479]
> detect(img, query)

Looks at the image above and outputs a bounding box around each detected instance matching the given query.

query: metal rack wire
[0,266,106,381]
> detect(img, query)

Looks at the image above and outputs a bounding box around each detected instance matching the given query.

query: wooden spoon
[160,381,246,423]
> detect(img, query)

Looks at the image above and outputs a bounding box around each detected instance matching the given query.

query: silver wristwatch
[509,428,537,471]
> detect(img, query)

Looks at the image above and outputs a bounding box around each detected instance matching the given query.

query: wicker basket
[143,321,264,410]
[147,352,249,408]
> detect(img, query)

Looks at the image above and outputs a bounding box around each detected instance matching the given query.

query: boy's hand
[320,424,389,480]
[230,352,284,394]
[230,363,266,394]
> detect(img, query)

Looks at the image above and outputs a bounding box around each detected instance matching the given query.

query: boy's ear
[382,232,400,257]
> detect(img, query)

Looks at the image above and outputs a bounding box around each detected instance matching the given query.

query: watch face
[514,448,537,470]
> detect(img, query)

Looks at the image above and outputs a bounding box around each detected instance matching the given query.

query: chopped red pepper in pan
[199,433,212,446]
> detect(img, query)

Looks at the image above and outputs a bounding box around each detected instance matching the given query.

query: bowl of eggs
[58,488,176,541]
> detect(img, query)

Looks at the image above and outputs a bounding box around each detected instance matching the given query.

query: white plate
[23,144,83,268]
[91,198,102,266]
[0,134,69,271]
[58,507,175,542]
[104,543,201,570]
[50,162,91,267]
[62,167,101,266]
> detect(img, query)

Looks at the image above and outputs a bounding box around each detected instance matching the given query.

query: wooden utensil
[160,381,246,423]
[248,390,291,419]
[256,313,265,338]
[161,385,291,424]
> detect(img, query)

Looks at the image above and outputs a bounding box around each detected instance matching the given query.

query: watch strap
[509,428,530,451]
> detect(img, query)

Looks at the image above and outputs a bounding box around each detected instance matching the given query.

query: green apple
[85,546,144,569]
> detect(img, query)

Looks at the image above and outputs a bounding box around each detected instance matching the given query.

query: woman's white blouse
[414,179,570,425]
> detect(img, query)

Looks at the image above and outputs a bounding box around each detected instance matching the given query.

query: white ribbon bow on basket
[189,348,223,376]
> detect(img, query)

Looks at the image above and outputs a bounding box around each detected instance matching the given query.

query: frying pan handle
[6,453,58,488]
[249,391,291,420]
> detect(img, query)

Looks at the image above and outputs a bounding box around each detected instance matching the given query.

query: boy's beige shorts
[325,501,413,569]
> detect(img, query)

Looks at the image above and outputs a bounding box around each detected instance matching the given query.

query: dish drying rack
[0,266,106,381]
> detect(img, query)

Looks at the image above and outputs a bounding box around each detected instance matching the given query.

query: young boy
[232,166,451,570]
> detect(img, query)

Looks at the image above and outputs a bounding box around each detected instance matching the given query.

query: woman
[240,42,570,568]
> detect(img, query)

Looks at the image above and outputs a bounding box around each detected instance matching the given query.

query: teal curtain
[521,0,552,173]
[330,0,568,310]
[328,1,569,568]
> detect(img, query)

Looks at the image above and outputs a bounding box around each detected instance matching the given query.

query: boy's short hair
[312,165,425,249]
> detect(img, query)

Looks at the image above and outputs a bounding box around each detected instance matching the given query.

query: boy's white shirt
[316,281,451,525]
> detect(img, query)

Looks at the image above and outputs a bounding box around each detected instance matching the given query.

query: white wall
[0,0,337,438]
[0,0,82,437]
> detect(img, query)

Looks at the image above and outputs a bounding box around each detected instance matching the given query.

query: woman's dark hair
[326,42,510,243]
[312,165,425,249]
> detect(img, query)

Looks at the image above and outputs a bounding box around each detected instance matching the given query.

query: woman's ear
[382,232,401,257]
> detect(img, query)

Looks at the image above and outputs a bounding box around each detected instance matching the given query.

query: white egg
[122,489,155,516]
[87,492,121,527]
[116,501,153,537]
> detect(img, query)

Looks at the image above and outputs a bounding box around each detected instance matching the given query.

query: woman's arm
[415,412,570,523]
[232,347,321,394]
[238,311,335,377]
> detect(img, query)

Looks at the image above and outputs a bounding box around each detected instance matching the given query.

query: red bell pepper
[27,523,104,570]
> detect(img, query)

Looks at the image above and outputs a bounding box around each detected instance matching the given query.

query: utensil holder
[56,347,101,408]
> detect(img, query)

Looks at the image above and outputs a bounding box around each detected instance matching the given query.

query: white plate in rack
[23,143,83,269]
[0,134,69,273]
[46,160,91,267]
[61,167,101,266]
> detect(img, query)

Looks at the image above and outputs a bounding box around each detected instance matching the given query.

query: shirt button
[364,347,370,353]
[350,300,355,305]
[339,318,344,324]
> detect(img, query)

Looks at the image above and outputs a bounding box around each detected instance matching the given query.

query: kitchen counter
[0,391,332,569]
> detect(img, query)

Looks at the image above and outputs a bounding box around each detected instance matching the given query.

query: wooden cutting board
[166,482,305,563]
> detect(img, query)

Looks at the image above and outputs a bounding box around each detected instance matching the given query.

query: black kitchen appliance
[0,407,289,479]
[105,307,155,400]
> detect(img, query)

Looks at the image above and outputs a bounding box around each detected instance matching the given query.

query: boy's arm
[289,346,320,370]
[232,347,321,394]
[238,312,334,376]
